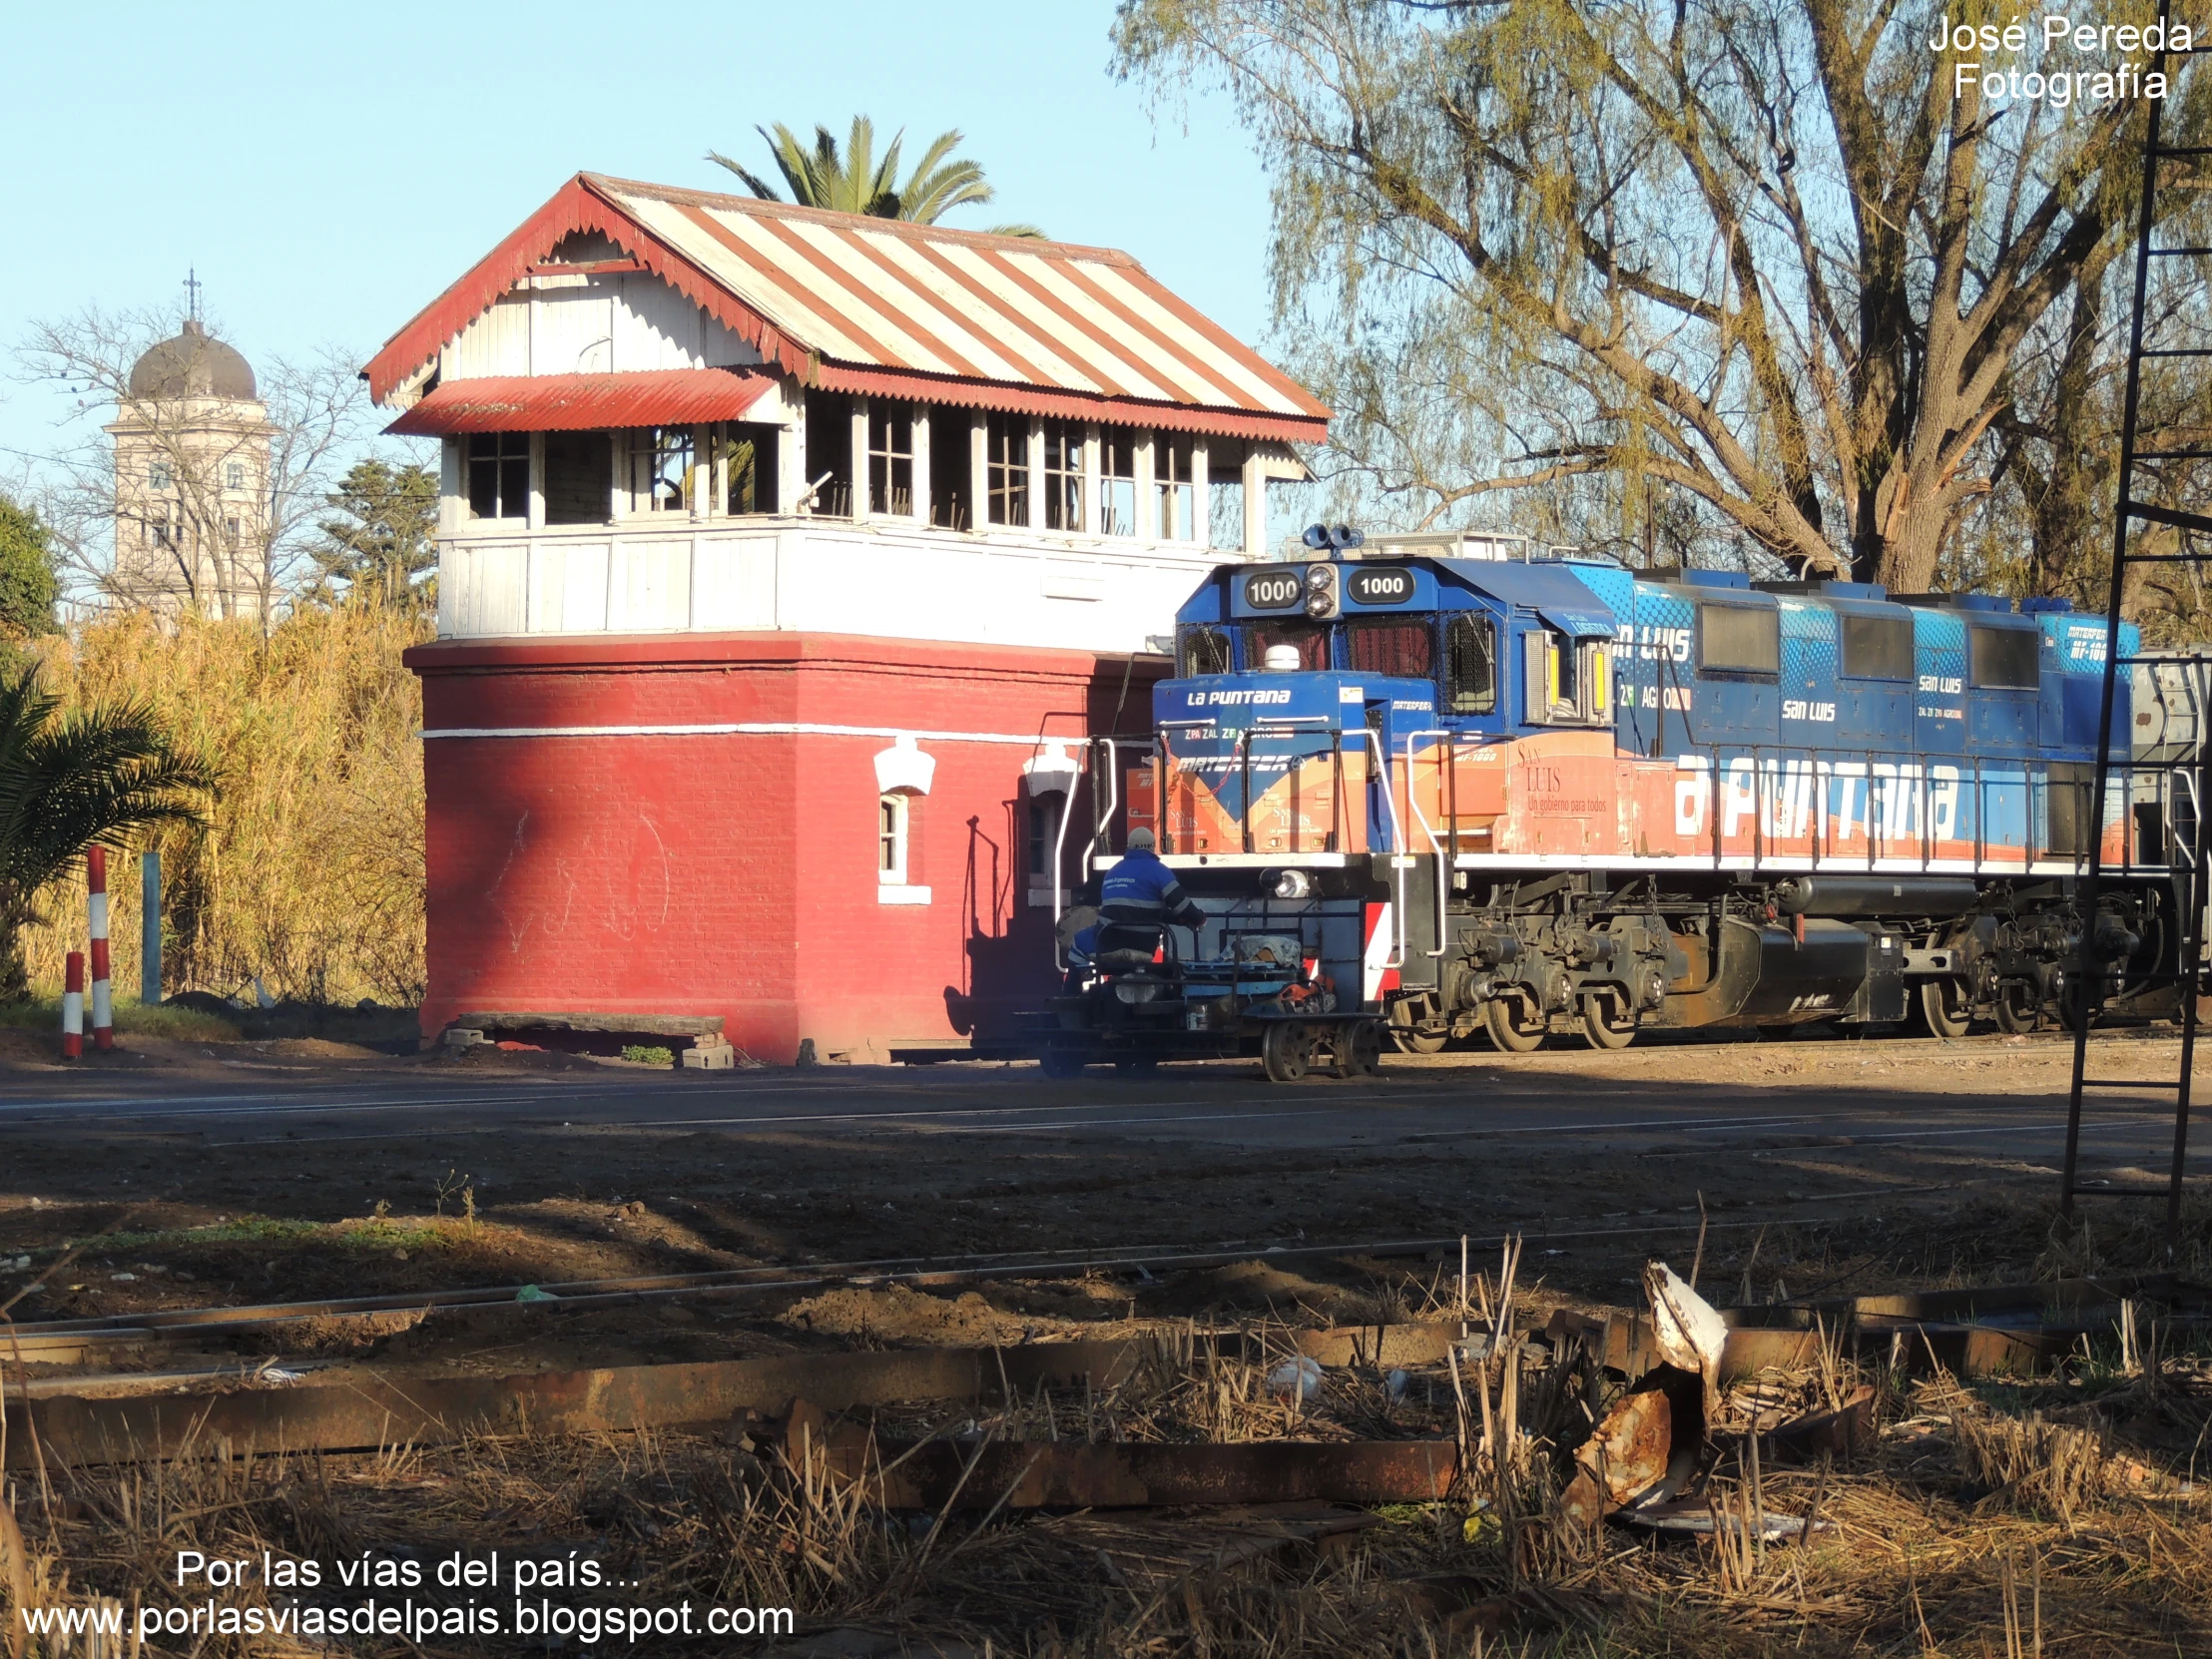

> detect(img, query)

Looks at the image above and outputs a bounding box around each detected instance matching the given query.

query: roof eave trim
[361,175,813,404]
[807,363,1330,446]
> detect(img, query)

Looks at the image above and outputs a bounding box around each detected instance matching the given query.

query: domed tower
[108,317,276,618]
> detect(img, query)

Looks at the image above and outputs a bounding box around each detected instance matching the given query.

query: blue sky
[0,0,1274,475]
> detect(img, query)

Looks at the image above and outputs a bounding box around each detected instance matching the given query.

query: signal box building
[372,173,1328,1060]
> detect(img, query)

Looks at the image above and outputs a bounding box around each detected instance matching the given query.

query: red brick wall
[408,632,1166,1061]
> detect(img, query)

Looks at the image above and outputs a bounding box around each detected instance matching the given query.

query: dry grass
[5,1306,2212,1655]
[21,606,429,1007]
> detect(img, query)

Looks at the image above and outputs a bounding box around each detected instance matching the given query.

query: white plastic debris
[1385,1369,1410,1401]
[110,1272,137,1283]
[1267,1357,1325,1401]
[515,1284,559,1303]
[1644,1260,1728,1416]
[261,1367,306,1384]
[1,1255,28,1272]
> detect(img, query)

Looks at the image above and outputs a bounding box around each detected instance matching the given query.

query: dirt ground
[5,1024,2211,1655]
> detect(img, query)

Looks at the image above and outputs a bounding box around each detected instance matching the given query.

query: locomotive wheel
[1992,983,2044,1035]
[1919,978,1971,1039]
[1392,1027,1448,1055]
[1580,994,1637,1051]
[1039,1048,1087,1079]
[1342,1021,1384,1078]
[1262,1020,1313,1082]
[1483,997,1546,1054]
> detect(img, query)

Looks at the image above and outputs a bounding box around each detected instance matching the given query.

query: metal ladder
[2060,8,2212,1247]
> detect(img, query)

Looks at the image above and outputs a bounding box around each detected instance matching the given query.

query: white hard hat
[1127,828,1156,850]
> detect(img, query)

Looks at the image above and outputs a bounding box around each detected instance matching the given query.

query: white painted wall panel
[613,277,705,372]
[691,535,779,629]
[533,287,615,376]
[444,295,531,380]
[607,538,692,631]
[448,542,527,636]
[529,541,610,634]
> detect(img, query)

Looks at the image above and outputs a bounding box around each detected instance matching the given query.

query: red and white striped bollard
[62,950,84,1060]
[88,845,113,1050]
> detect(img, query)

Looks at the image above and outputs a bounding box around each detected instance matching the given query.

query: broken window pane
[868,402,914,516]
[986,413,1028,526]
[467,431,529,519]
[1099,431,1135,536]
[1155,435,1195,541]
[1044,420,1084,531]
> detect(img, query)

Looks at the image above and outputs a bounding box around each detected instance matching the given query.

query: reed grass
[19,606,430,1008]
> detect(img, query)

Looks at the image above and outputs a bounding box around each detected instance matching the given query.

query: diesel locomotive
[1092,533,2203,1063]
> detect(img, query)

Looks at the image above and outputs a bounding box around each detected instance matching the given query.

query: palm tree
[0,662,212,1001]
[709,117,1043,239]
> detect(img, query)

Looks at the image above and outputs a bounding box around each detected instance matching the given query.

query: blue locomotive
[1101,532,2192,1067]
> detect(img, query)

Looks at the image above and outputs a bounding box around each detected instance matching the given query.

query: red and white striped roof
[365,174,1329,444]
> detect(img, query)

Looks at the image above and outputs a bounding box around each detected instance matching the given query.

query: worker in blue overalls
[1094,828,1205,960]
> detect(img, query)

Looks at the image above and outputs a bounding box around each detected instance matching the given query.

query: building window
[868,402,914,516]
[226,461,246,491]
[1155,435,1196,541]
[148,460,172,491]
[467,431,529,519]
[146,507,172,550]
[723,424,777,515]
[1344,617,1433,679]
[1098,431,1135,536]
[1043,421,1084,531]
[985,413,1028,526]
[878,794,908,883]
[224,515,242,548]
[634,426,692,513]
[1028,799,1058,880]
[545,431,612,524]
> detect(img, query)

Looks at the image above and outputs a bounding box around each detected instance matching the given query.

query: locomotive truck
[1035,533,2205,1078]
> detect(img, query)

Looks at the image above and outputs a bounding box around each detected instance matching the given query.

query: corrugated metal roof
[364,175,1329,444]
[385,368,778,436]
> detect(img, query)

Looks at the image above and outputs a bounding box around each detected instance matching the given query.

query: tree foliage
[709,115,1044,238]
[0,492,60,641]
[1113,0,2211,589]
[0,661,211,1000]
[303,459,438,616]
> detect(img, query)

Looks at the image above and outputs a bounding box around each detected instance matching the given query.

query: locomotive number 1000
[1243,571,1303,610]
[1345,567,1414,605]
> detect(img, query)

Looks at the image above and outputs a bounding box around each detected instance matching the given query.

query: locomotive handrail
[1400,729,1456,960]
[1353,727,1409,971]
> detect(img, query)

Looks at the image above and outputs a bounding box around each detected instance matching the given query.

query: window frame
[1968,624,2041,691]
[467,430,530,520]
[225,461,246,491]
[1098,431,1136,537]
[867,401,914,517]
[1177,624,1233,679]
[148,459,172,492]
[878,794,909,885]
[1839,612,1915,682]
[1443,613,1498,715]
[1521,628,1610,726]
[1043,420,1085,531]
[1695,600,1782,677]
[985,412,1029,526]
[1154,434,1196,541]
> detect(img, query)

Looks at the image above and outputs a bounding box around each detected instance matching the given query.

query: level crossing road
[0,1037,2198,1177]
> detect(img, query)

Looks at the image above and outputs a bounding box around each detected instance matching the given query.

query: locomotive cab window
[1343,616,1434,679]
[1177,625,1232,678]
[1841,613,1914,681]
[1521,628,1608,725]
[1444,614,1497,714]
[1250,620,1331,670]
[1697,602,1780,675]
[1969,625,2040,690]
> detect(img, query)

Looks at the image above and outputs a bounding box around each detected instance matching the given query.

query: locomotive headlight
[1273,869,1314,899]
[1305,564,1333,592]
[1302,563,1339,619]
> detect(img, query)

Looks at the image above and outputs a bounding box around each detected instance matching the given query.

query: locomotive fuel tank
[1662,917,1875,1028]
[1771,876,1979,918]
